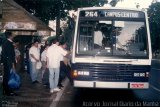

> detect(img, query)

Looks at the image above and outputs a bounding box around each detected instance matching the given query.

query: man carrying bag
[1,31,17,96]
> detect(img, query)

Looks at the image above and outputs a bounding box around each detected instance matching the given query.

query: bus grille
[73,63,150,81]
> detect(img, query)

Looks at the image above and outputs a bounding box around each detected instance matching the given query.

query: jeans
[30,61,41,82]
[41,61,49,85]
[42,68,49,85]
[41,61,46,78]
[49,68,60,90]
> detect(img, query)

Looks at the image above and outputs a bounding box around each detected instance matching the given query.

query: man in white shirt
[58,42,72,88]
[29,40,40,84]
[46,38,68,93]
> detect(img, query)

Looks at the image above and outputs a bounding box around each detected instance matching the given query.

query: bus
[71,7,152,89]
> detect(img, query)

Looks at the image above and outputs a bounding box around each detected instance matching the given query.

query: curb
[49,78,69,107]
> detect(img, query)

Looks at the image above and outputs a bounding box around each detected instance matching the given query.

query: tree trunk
[56,1,60,37]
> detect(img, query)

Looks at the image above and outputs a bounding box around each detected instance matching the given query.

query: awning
[1,0,54,36]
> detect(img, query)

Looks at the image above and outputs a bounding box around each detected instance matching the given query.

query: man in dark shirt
[1,31,16,96]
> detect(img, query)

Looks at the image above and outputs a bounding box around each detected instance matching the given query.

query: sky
[107,0,154,9]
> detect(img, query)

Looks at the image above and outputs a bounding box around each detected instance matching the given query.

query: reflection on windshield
[77,20,148,58]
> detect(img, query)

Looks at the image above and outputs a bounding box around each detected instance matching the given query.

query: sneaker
[50,89,54,93]
[53,88,61,92]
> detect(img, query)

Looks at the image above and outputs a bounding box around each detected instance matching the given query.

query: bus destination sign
[80,9,145,19]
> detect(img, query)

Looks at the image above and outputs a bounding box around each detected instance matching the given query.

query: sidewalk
[0,71,67,107]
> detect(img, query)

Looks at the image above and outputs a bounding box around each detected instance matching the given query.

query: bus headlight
[73,70,90,77]
[73,70,78,77]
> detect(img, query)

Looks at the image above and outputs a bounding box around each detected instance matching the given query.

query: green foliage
[110,0,121,7]
[148,2,160,51]
[47,36,56,45]
[14,0,100,23]
[14,0,120,24]
[13,0,120,46]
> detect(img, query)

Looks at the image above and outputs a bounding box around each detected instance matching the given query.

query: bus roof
[78,7,147,12]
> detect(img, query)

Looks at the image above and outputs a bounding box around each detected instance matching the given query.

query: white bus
[71,7,152,89]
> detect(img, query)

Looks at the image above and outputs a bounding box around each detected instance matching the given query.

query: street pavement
[57,59,160,107]
[150,59,160,91]
[0,71,68,107]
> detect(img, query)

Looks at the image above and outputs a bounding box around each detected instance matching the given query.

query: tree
[14,0,121,36]
[148,2,160,52]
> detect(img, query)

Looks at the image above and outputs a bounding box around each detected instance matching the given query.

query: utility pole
[56,0,60,37]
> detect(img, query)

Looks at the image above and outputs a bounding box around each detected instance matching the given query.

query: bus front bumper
[74,80,149,89]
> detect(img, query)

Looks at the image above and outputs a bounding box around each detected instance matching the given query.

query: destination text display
[80,9,145,19]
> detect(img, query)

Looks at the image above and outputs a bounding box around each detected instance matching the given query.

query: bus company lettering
[105,12,139,18]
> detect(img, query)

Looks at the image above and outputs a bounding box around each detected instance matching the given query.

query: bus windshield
[76,11,148,59]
